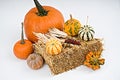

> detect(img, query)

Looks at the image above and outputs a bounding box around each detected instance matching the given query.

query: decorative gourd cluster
[13,0,105,71]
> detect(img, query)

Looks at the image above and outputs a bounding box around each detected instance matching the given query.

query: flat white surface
[0,0,120,80]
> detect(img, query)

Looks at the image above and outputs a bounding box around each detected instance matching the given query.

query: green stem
[70,14,72,20]
[21,22,25,44]
[33,0,48,16]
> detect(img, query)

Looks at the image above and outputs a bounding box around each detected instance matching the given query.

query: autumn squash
[84,51,105,70]
[27,53,44,70]
[78,25,95,41]
[13,23,33,59]
[64,14,81,36]
[24,0,64,42]
[78,16,95,41]
[46,39,62,55]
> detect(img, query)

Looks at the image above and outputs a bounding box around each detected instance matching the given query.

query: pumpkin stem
[20,22,25,44]
[70,14,73,20]
[86,16,89,25]
[33,0,48,16]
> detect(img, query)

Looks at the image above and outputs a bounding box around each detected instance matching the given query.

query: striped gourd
[46,39,62,55]
[78,25,95,41]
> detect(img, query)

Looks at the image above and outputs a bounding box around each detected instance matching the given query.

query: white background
[0,0,120,80]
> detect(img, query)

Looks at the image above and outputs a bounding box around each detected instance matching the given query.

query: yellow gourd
[46,39,62,55]
[64,14,81,36]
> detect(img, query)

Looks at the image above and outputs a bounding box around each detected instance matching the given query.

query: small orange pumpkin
[13,23,33,59]
[24,0,64,42]
[46,39,62,55]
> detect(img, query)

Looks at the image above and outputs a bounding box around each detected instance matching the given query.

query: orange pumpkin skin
[24,6,64,42]
[13,40,33,59]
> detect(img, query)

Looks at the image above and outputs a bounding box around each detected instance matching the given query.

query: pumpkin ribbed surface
[78,25,95,41]
[46,39,62,55]
[27,53,44,70]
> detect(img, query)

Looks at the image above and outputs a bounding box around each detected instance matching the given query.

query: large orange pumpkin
[24,0,64,42]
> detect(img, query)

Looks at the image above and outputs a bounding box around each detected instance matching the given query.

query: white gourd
[78,25,95,41]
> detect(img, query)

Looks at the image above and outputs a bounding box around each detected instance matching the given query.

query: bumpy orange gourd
[24,0,64,42]
[64,14,81,36]
[46,39,62,55]
[84,52,105,70]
